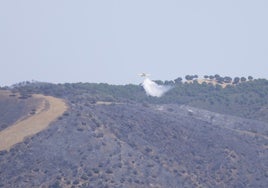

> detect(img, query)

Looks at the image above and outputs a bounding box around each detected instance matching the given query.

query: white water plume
[142,78,171,97]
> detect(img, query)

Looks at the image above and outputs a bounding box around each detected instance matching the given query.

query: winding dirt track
[0,94,67,151]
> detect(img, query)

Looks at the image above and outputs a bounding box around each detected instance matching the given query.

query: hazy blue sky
[1,0,268,86]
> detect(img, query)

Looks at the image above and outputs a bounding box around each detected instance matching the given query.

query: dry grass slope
[0,94,67,151]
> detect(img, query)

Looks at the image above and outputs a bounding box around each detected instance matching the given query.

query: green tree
[174,77,183,84]
[241,77,247,82]
[233,77,240,84]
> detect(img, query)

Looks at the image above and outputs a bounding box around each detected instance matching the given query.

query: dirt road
[0,94,67,151]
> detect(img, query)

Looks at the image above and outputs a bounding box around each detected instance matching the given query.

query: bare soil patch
[186,79,231,88]
[0,94,67,151]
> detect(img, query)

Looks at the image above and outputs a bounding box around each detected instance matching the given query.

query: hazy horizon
[1,1,268,86]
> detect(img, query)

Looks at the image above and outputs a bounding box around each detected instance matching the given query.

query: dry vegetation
[0,94,67,151]
[0,78,268,187]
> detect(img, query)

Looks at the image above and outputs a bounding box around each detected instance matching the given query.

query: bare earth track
[0,94,67,151]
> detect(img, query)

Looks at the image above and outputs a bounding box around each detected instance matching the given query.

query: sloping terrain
[0,87,267,187]
[0,94,67,151]
[0,91,42,131]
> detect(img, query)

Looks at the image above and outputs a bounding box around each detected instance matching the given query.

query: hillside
[0,92,67,151]
[0,78,268,187]
[0,91,42,131]
[11,78,268,122]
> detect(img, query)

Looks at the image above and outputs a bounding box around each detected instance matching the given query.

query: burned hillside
[0,78,268,187]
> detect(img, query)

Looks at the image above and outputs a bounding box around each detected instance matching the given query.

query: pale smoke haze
[142,78,171,97]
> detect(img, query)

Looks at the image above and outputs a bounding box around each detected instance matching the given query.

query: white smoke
[142,78,171,97]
